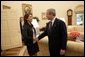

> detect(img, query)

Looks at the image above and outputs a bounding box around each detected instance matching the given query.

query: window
[74,4,84,26]
[76,13,84,25]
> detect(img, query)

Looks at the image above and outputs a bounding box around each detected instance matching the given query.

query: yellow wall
[30,1,84,27]
[1,1,84,27]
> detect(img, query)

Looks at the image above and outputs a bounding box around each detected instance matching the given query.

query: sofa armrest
[66,41,84,56]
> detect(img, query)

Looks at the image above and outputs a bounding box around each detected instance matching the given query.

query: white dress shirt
[51,17,56,26]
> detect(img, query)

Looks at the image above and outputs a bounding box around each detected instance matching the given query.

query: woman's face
[27,15,33,22]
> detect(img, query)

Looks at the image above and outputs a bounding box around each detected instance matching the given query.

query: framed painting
[41,12,47,20]
[22,4,32,16]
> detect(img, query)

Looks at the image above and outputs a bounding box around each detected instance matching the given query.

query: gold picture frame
[22,4,32,16]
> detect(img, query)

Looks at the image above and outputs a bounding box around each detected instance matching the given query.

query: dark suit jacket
[22,22,39,55]
[38,18,67,56]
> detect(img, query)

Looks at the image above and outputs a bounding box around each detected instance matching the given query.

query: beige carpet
[37,42,50,56]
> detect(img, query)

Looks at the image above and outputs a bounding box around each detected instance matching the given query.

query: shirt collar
[51,17,56,25]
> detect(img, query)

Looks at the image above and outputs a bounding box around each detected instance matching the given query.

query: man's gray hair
[47,8,56,16]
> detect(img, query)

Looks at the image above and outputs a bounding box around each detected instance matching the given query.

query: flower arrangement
[68,31,80,41]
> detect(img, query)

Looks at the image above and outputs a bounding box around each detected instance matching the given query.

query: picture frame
[41,12,47,20]
[22,4,32,16]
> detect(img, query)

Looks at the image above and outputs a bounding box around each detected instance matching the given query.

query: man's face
[46,11,53,20]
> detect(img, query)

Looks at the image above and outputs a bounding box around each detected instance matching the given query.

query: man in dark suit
[35,8,67,56]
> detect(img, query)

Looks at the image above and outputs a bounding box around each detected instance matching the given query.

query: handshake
[33,38,39,44]
[33,35,39,44]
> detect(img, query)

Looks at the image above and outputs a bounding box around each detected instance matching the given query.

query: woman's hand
[33,38,39,44]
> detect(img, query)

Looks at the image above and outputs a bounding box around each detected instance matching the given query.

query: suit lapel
[52,18,57,29]
[47,18,57,32]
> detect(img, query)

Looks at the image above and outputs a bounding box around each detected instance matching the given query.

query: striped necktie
[49,21,52,30]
